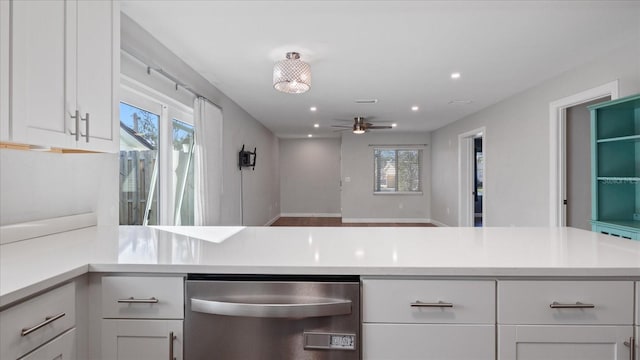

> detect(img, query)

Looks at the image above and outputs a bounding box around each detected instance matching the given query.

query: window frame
[373,147,423,195]
[120,76,194,225]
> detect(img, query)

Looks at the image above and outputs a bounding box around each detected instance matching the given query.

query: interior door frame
[458,127,486,227]
[548,80,618,226]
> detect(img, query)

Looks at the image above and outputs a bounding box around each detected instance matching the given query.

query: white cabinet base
[363,324,495,360]
[102,319,183,360]
[499,325,633,360]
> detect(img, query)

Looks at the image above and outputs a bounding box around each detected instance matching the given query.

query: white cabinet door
[0,0,9,141]
[19,329,76,360]
[102,319,183,360]
[363,324,495,360]
[10,0,75,149]
[75,0,118,152]
[498,325,633,360]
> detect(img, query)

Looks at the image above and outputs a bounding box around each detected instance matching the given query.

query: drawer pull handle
[410,300,454,308]
[624,337,635,360]
[549,301,595,309]
[21,312,66,336]
[118,297,159,304]
[169,331,177,360]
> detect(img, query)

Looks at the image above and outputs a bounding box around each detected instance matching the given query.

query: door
[19,329,76,360]
[499,325,633,360]
[11,0,75,149]
[76,0,118,152]
[363,324,494,360]
[102,319,183,360]
[564,96,610,229]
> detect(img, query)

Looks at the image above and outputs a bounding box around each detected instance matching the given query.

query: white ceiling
[121,1,640,138]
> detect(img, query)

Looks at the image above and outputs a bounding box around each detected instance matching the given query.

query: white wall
[341,132,432,222]
[279,138,341,216]
[0,149,118,226]
[121,14,280,226]
[430,42,640,227]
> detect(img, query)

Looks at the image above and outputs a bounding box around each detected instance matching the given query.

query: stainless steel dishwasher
[185,275,360,360]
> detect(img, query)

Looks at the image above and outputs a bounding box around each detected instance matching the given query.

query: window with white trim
[119,79,195,225]
[373,148,422,194]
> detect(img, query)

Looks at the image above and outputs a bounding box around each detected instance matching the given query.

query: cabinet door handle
[117,297,159,304]
[21,312,66,336]
[410,300,454,308]
[169,331,177,360]
[624,337,635,360]
[549,301,595,309]
[81,112,90,142]
[70,110,80,141]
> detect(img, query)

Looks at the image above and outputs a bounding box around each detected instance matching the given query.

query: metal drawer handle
[410,300,454,308]
[549,301,595,309]
[117,297,159,304]
[70,110,80,141]
[80,112,90,143]
[21,312,66,336]
[191,297,352,319]
[624,337,635,360]
[169,331,177,360]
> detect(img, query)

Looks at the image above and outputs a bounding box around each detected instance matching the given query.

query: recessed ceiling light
[451,72,461,79]
[391,123,398,127]
[313,123,319,128]
[411,106,419,111]
[308,134,313,138]
[310,106,317,112]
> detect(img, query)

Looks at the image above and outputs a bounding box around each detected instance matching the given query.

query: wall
[279,138,341,216]
[430,42,640,226]
[121,14,280,226]
[341,132,432,222]
[0,149,118,226]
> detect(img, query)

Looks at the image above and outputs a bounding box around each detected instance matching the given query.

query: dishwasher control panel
[304,332,357,351]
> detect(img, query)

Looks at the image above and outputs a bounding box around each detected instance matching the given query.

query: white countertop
[2,225,640,307]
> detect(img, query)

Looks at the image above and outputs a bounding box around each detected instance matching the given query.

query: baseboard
[341,218,431,223]
[280,213,342,218]
[264,215,281,226]
[427,218,450,227]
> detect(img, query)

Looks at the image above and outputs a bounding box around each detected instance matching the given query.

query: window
[119,79,195,225]
[374,148,422,193]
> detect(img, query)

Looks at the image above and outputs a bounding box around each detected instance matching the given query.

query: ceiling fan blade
[332,119,354,122]
[333,129,350,132]
[367,125,393,129]
[331,125,352,128]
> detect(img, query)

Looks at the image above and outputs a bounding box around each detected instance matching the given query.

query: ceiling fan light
[273,52,311,94]
[353,122,366,134]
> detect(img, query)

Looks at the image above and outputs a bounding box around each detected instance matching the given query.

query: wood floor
[271,217,436,227]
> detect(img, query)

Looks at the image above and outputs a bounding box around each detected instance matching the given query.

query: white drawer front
[362,279,495,324]
[19,328,76,360]
[636,282,639,325]
[0,282,76,360]
[363,323,495,360]
[498,281,633,325]
[102,276,184,319]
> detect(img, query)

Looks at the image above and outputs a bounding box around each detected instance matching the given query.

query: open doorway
[459,127,486,227]
[549,80,618,226]
[564,97,610,230]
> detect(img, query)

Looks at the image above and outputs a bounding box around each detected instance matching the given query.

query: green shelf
[597,134,640,143]
[596,177,640,182]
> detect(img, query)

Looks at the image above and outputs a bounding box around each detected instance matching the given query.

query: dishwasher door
[185,276,360,360]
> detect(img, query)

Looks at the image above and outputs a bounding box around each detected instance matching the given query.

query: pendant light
[273,52,311,94]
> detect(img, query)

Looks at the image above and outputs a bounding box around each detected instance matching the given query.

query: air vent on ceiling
[354,99,378,104]
[448,99,473,105]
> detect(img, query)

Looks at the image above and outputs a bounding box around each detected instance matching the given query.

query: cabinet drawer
[362,279,495,324]
[363,323,495,360]
[498,281,633,325]
[19,328,76,360]
[102,276,184,319]
[0,282,76,360]
[636,282,639,325]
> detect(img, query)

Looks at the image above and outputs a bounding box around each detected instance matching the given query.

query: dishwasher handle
[190,297,352,319]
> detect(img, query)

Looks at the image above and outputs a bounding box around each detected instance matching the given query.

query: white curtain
[193,97,223,225]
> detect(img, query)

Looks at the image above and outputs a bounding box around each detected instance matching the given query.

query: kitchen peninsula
[1,226,639,359]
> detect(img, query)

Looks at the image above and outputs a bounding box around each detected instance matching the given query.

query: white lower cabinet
[363,324,494,360]
[498,325,633,360]
[101,319,183,360]
[19,328,76,360]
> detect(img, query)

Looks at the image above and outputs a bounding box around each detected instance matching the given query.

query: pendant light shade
[273,52,311,94]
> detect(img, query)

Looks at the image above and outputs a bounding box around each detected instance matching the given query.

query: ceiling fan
[331,117,393,134]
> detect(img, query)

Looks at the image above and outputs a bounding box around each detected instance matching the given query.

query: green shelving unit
[590,93,640,240]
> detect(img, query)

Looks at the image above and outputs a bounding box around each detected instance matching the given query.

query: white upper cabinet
[8,0,118,152]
